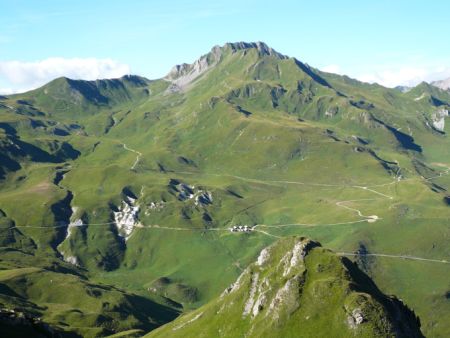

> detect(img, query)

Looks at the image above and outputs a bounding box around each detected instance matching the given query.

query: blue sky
[1,0,450,93]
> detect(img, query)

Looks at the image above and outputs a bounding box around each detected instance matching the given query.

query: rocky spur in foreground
[146,236,423,338]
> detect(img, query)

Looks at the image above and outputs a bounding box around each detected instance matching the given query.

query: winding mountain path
[8,155,449,266]
[337,252,450,264]
[7,221,449,265]
[335,199,380,222]
[122,143,142,170]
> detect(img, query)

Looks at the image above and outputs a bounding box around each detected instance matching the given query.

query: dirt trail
[122,143,142,170]
[337,252,449,264]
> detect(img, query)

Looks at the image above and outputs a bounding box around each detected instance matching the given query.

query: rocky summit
[431,77,450,91]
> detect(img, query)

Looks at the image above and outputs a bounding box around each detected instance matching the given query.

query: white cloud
[319,63,450,88]
[0,58,131,94]
[357,66,450,88]
[321,64,342,74]
[0,88,12,95]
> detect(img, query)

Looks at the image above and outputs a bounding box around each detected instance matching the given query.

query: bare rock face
[165,57,211,92]
[165,47,221,92]
[280,239,319,276]
[266,273,302,321]
[220,268,249,298]
[431,77,450,90]
[431,108,449,132]
[223,41,288,60]
[256,247,271,266]
[347,308,365,329]
[243,272,260,316]
[114,196,140,240]
[228,238,318,321]
[57,207,82,266]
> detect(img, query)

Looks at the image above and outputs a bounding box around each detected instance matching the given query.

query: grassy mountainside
[0,227,179,337]
[147,237,423,338]
[0,42,449,336]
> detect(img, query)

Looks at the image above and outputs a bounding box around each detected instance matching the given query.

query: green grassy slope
[0,42,449,336]
[146,236,423,338]
[0,243,179,337]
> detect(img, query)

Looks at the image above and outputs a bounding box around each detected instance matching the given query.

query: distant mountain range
[431,77,450,90]
[394,76,450,93]
[0,42,449,337]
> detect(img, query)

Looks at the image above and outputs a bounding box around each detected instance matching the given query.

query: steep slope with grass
[0,243,179,337]
[147,237,423,338]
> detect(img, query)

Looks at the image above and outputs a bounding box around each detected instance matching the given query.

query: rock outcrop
[114,196,140,240]
[431,108,449,132]
[146,237,424,338]
[57,207,82,265]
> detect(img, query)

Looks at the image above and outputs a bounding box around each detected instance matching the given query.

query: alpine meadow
[0,5,450,338]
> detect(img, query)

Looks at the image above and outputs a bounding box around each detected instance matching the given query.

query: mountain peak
[431,77,450,90]
[165,41,288,92]
[220,41,288,59]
